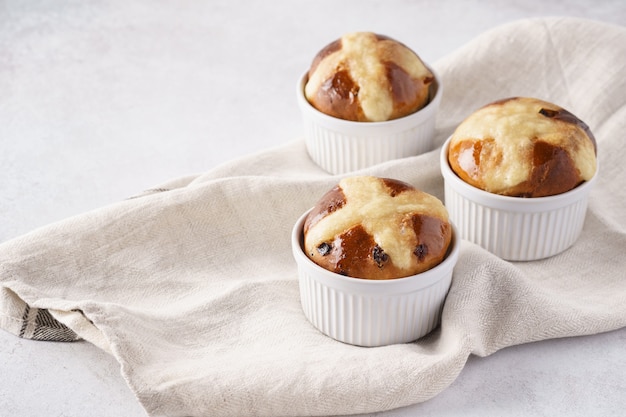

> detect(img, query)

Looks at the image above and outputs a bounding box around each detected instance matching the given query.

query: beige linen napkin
[1,17,625,417]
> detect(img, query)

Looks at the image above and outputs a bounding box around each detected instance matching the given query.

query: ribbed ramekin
[440,136,598,261]
[296,69,442,175]
[291,208,459,347]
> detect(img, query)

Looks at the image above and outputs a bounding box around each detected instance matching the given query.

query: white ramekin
[296,68,442,175]
[291,209,459,347]
[440,136,598,261]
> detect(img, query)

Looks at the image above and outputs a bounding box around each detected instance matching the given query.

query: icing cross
[305,177,446,270]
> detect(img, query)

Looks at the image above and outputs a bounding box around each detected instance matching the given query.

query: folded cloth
[1,17,626,417]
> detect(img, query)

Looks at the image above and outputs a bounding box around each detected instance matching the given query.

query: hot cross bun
[303,176,452,280]
[304,32,434,122]
[448,97,597,197]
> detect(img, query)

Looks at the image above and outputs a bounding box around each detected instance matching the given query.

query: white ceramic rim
[296,66,442,135]
[291,207,460,295]
[439,136,599,212]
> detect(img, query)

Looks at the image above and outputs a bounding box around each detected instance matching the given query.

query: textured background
[1,1,625,416]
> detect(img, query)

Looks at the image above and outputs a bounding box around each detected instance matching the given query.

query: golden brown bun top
[448,97,597,197]
[304,32,433,122]
[303,176,452,280]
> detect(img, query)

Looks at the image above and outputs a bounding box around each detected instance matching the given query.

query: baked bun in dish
[303,176,452,280]
[448,97,597,197]
[304,32,434,122]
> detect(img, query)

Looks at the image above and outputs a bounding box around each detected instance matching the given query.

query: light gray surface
[1,1,625,416]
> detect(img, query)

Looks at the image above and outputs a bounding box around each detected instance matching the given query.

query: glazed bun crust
[448,97,597,197]
[304,32,434,122]
[303,176,452,280]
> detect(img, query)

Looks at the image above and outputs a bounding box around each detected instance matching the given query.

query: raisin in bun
[448,97,597,198]
[304,32,434,122]
[303,176,452,280]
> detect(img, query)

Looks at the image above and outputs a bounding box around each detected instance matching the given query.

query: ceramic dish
[291,208,459,347]
[440,136,598,261]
